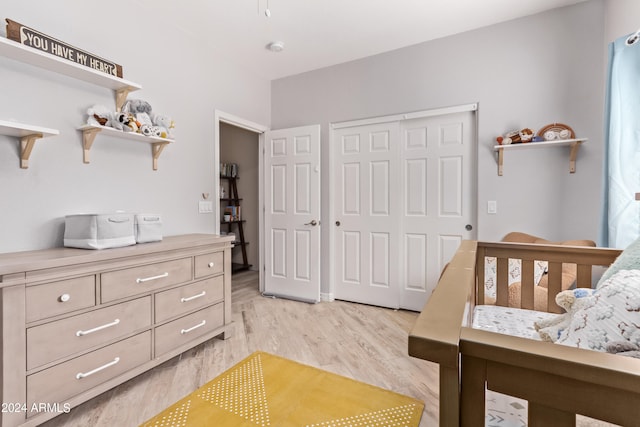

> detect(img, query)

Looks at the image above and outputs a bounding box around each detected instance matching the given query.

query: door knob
[335,221,341,226]
[465,224,473,231]
[305,219,318,226]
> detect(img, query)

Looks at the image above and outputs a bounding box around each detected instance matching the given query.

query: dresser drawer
[155,303,224,357]
[155,276,224,323]
[27,331,151,410]
[26,275,96,323]
[27,296,151,370]
[101,257,192,303]
[194,251,224,278]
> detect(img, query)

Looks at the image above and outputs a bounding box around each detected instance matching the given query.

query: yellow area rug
[141,351,424,427]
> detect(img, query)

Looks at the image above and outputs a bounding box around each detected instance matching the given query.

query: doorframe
[328,103,478,302]
[214,110,269,291]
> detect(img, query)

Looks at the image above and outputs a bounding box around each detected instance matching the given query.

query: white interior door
[399,111,476,311]
[263,125,321,303]
[333,122,401,309]
[332,107,476,311]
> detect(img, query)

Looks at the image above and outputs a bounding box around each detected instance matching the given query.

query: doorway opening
[214,111,267,286]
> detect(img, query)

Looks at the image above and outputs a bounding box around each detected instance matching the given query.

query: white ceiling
[137,0,589,81]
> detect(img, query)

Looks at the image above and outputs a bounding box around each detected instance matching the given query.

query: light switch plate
[487,200,497,214]
[199,200,213,213]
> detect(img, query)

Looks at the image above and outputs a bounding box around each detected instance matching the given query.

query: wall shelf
[0,37,141,111]
[78,124,174,170]
[0,119,59,168]
[493,138,587,176]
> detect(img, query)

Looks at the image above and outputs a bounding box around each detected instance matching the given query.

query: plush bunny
[150,113,175,139]
[535,288,596,342]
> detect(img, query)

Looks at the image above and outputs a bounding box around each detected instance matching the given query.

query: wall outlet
[198,201,213,214]
[487,200,497,214]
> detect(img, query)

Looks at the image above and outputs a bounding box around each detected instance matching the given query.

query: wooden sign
[6,19,123,78]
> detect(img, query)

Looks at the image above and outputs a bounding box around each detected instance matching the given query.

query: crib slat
[476,252,485,304]
[521,259,535,310]
[576,264,592,288]
[496,257,509,306]
[547,262,563,313]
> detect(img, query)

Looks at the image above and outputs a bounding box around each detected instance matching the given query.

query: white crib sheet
[472,304,557,340]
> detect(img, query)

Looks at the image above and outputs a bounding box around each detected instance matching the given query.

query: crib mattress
[472,304,557,340]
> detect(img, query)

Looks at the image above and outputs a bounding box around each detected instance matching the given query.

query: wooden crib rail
[460,327,640,426]
[476,241,621,313]
[409,240,477,427]
[409,240,630,427]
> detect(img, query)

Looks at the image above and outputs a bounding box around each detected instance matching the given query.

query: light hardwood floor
[41,270,439,426]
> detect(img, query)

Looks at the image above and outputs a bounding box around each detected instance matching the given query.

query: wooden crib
[409,240,640,426]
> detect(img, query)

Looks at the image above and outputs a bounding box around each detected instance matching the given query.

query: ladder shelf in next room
[220,175,251,273]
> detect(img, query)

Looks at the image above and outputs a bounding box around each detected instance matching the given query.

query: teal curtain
[601,32,640,249]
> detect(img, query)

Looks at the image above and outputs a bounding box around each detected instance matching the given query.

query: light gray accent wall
[271,1,606,261]
[604,0,640,43]
[0,2,270,253]
[219,123,260,270]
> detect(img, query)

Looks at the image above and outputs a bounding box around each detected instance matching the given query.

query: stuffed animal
[108,112,126,131]
[534,288,596,342]
[496,128,534,145]
[139,124,162,138]
[606,340,640,358]
[519,128,534,142]
[122,99,153,128]
[86,104,112,127]
[150,113,175,139]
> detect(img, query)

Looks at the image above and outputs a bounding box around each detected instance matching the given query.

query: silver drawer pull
[180,320,206,334]
[76,319,120,337]
[76,357,120,380]
[136,272,169,283]
[181,291,206,303]
[208,262,215,268]
[59,293,71,303]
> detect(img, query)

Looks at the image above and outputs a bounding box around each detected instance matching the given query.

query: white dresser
[0,234,233,427]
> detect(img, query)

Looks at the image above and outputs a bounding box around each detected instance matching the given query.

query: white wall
[0,1,270,253]
[271,0,607,293]
[604,0,640,44]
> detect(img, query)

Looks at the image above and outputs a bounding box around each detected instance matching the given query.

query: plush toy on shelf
[120,99,174,138]
[86,104,128,131]
[86,104,112,127]
[496,127,535,145]
[151,113,175,139]
[122,99,153,128]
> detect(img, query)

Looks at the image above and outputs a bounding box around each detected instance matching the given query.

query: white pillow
[484,258,548,299]
[555,269,640,351]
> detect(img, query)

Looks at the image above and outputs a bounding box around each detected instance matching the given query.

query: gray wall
[0,1,270,253]
[271,1,607,289]
[605,0,640,44]
[220,123,260,270]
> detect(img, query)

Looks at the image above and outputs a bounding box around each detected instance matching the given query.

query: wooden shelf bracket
[82,127,102,164]
[493,138,587,176]
[78,124,173,170]
[20,133,42,169]
[152,142,169,171]
[569,141,582,173]
[115,87,134,112]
